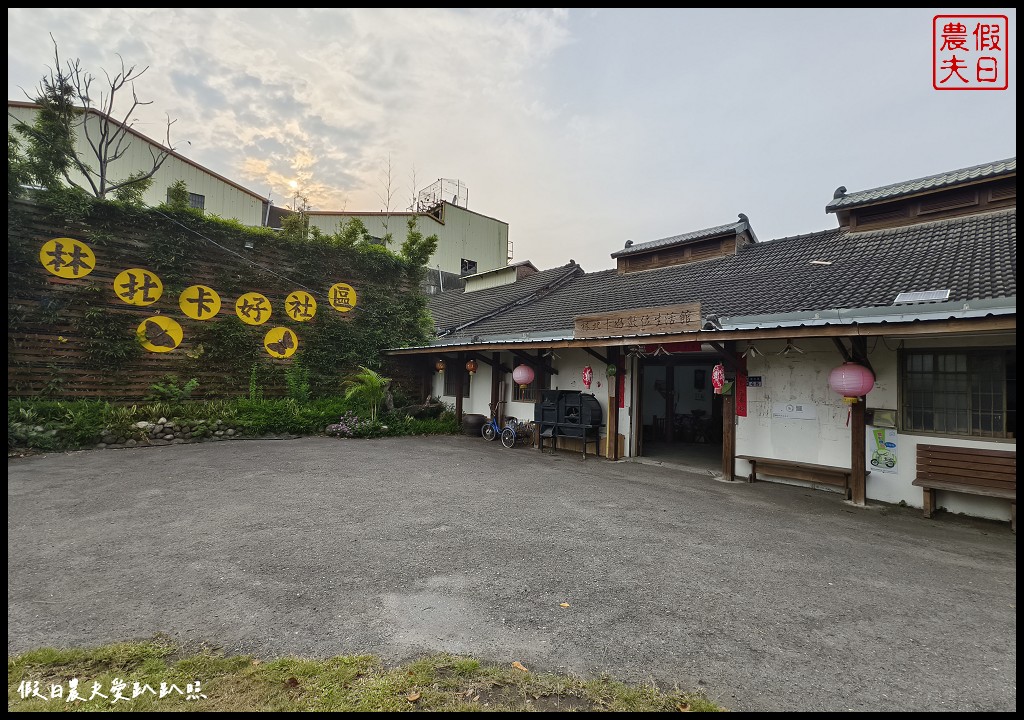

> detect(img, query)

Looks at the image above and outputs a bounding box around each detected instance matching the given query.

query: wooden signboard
[574,302,702,339]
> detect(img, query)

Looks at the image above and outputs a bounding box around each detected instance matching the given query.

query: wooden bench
[912,444,1016,532]
[736,455,860,499]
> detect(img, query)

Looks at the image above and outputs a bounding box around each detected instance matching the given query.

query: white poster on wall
[867,426,898,474]
[771,402,817,420]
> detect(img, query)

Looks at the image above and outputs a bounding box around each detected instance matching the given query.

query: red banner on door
[736,371,747,417]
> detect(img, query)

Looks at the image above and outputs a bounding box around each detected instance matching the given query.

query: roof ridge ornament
[833,186,847,199]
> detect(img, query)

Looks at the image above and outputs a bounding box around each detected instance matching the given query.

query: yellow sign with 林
[285,290,317,321]
[179,285,222,320]
[328,283,358,312]
[114,268,164,306]
[39,238,96,279]
[264,327,298,358]
[137,316,183,353]
[235,292,272,325]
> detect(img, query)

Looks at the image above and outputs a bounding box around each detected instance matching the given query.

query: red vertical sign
[736,372,747,417]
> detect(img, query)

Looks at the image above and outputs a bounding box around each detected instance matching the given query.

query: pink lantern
[828,362,875,404]
[582,365,593,389]
[512,363,535,389]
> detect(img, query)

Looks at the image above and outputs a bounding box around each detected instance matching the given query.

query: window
[461,258,478,276]
[443,369,470,398]
[512,367,545,403]
[188,192,205,210]
[900,348,1015,438]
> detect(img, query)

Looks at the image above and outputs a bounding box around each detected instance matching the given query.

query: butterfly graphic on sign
[136,317,183,353]
[263,327,298,358]
[144,321,176,348]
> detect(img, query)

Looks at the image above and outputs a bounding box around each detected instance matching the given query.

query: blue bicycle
[481,415,516,442]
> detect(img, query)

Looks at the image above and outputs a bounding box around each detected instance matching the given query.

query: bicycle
[501,418,535,449]
[482,415,516,442]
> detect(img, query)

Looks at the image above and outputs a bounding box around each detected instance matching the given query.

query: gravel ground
[7,435,1017,712]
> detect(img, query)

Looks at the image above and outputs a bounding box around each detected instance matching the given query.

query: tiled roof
[427,262,583,336]
[610,217,750,258]
[427,208,1016,342]
[826,158,1016,211]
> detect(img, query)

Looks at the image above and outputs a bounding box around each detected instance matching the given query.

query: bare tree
[375,153,398,242]
[12,34,177,200]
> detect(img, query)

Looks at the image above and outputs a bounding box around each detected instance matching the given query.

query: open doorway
[637,357,723,471]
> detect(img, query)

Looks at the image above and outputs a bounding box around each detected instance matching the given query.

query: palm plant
[342,366,390,423]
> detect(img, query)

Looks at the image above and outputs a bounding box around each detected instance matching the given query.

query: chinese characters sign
[285,290,317,321]
[328,283,358,312]
[235,292,272,325]
[39,238,95,279]
[114,269,164,306]
[574,303,701,339]
[933,15,1008,90]
[179,285,221,320]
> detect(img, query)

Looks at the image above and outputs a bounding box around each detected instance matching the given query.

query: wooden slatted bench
[736,455,857,499]
[913,444,1016,532]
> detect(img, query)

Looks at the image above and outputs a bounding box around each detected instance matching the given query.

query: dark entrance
[636,355,723,469]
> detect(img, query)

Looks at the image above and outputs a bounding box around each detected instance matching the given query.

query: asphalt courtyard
[7,435,1017,712]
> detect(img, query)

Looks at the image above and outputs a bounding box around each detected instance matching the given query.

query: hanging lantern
[435,359,446,374]
[512,363,535,389]
[465,358,478,375]
[828,362,875,404]
[582,365,593,389]
[711,363,726,394]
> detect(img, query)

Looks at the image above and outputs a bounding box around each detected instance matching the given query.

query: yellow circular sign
[235,292,272,325]
[264,327,298,358]
[137,316,183,353]
[328,283,357,312]
[113,268,164,306]
[179,284,222,320]
[39,238,96,279]
[284,290,318,322]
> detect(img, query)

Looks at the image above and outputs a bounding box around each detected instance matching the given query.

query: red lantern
[465,358,478,375]
[582,365,593,389]
[828,362,875,404]
[512,364,535,389]
[435,359,446,374]
[711,364,725,394]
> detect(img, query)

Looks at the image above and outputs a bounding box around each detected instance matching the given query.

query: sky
[7,8,1017,272]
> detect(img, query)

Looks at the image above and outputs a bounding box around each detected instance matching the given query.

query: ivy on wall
[7,193,434,401]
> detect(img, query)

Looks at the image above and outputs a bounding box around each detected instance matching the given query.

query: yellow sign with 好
[235,292,272,325]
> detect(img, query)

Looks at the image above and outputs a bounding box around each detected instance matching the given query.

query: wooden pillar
[606,348,619,460]
[664,362,675,443]
[490,352,501,421]
[721,342,736,481]
[454,351,464,425]
[850,338,868,504]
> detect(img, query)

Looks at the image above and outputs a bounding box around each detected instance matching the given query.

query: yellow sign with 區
[328,283,357,312]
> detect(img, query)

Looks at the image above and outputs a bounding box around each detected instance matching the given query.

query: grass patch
[8,637,725,712]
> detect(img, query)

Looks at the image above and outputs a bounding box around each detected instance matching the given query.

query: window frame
[443,368,470,399]
[898,346,1015,440]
